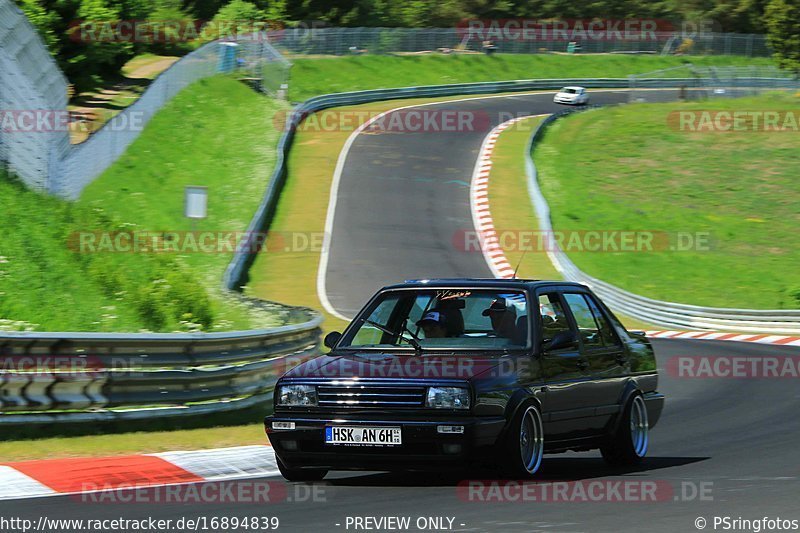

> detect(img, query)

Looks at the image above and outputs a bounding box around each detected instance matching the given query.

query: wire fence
[0,0,290,198]
[271,27,771,57]
[56,39,289,198]
[0,0,70,191]
[629,64,799,102]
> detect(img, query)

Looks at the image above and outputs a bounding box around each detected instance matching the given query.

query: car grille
[316,384,426,409]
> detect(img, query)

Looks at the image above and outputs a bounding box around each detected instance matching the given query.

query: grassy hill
[534,92,800,309]
[0,76,287,332]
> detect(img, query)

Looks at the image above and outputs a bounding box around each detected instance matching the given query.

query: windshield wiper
[364,319,423,355]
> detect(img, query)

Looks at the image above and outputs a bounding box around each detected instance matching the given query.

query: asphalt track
[3,90,799,532]
[321,89,679,318]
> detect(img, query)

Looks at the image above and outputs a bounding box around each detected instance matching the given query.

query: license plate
[325,426,401,446]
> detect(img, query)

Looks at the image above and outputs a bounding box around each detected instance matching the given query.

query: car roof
[382,278,589,291]
[560,86,585,91]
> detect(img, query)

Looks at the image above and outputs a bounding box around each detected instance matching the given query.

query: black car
[265,279,664,481]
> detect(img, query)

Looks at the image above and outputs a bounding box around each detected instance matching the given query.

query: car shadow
[324,456,710,487]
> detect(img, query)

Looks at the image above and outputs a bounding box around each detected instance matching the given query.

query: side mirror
[544,330,578,351]
[323,331,342,349]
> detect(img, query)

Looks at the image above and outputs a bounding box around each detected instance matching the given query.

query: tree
[16,0,60,54]
[139,0,196,54]
[205,0,269,40]
[70,0,134,86]
[765,0,800,73]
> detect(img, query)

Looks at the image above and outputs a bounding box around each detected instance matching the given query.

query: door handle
[576,360,589,371]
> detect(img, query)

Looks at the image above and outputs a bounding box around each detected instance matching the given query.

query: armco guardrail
[524,108,800,334]
[0,312,322,425]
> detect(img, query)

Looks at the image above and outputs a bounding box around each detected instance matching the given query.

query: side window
[584,294,622,347]
[538,293,572,342]
[563,293,604,349]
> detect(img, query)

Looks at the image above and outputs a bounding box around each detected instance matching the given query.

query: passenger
[415,311,449,339]
[482,298,518,339]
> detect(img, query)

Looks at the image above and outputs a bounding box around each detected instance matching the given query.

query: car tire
[501,404,544,478]
[601,394,649,466]
[276,456,328,482]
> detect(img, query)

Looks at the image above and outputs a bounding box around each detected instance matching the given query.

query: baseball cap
[482,298,509,316]
[416,311,446,326]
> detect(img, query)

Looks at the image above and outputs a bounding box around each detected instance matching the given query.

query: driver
[482,298,518,339]
[415,311,449,339]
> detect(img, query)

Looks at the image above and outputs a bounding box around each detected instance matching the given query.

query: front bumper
[265,414,506,471]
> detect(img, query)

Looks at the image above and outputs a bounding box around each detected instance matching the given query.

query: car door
[561,291,629,431]
[536,290,596,442]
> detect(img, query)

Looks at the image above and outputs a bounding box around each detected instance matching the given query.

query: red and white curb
[0,445,279,501]
[469,117,800,348]
[469,115,546,279]
[645,330,800,346]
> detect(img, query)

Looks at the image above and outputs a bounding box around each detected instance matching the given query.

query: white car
[553,86,589,105]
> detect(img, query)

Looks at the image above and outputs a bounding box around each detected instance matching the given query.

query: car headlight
[426,387,470,409]
[278,384,317,406]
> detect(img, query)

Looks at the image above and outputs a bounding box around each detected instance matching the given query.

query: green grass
[485,115,657,332]
[288,54,776,101]
[1,76,288,332]
[534,92,800,309]
[0,176,143,331]
[80,75,291,331]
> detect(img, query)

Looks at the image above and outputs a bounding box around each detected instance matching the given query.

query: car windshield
[339,288,530,351]
[562,88,578,94]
